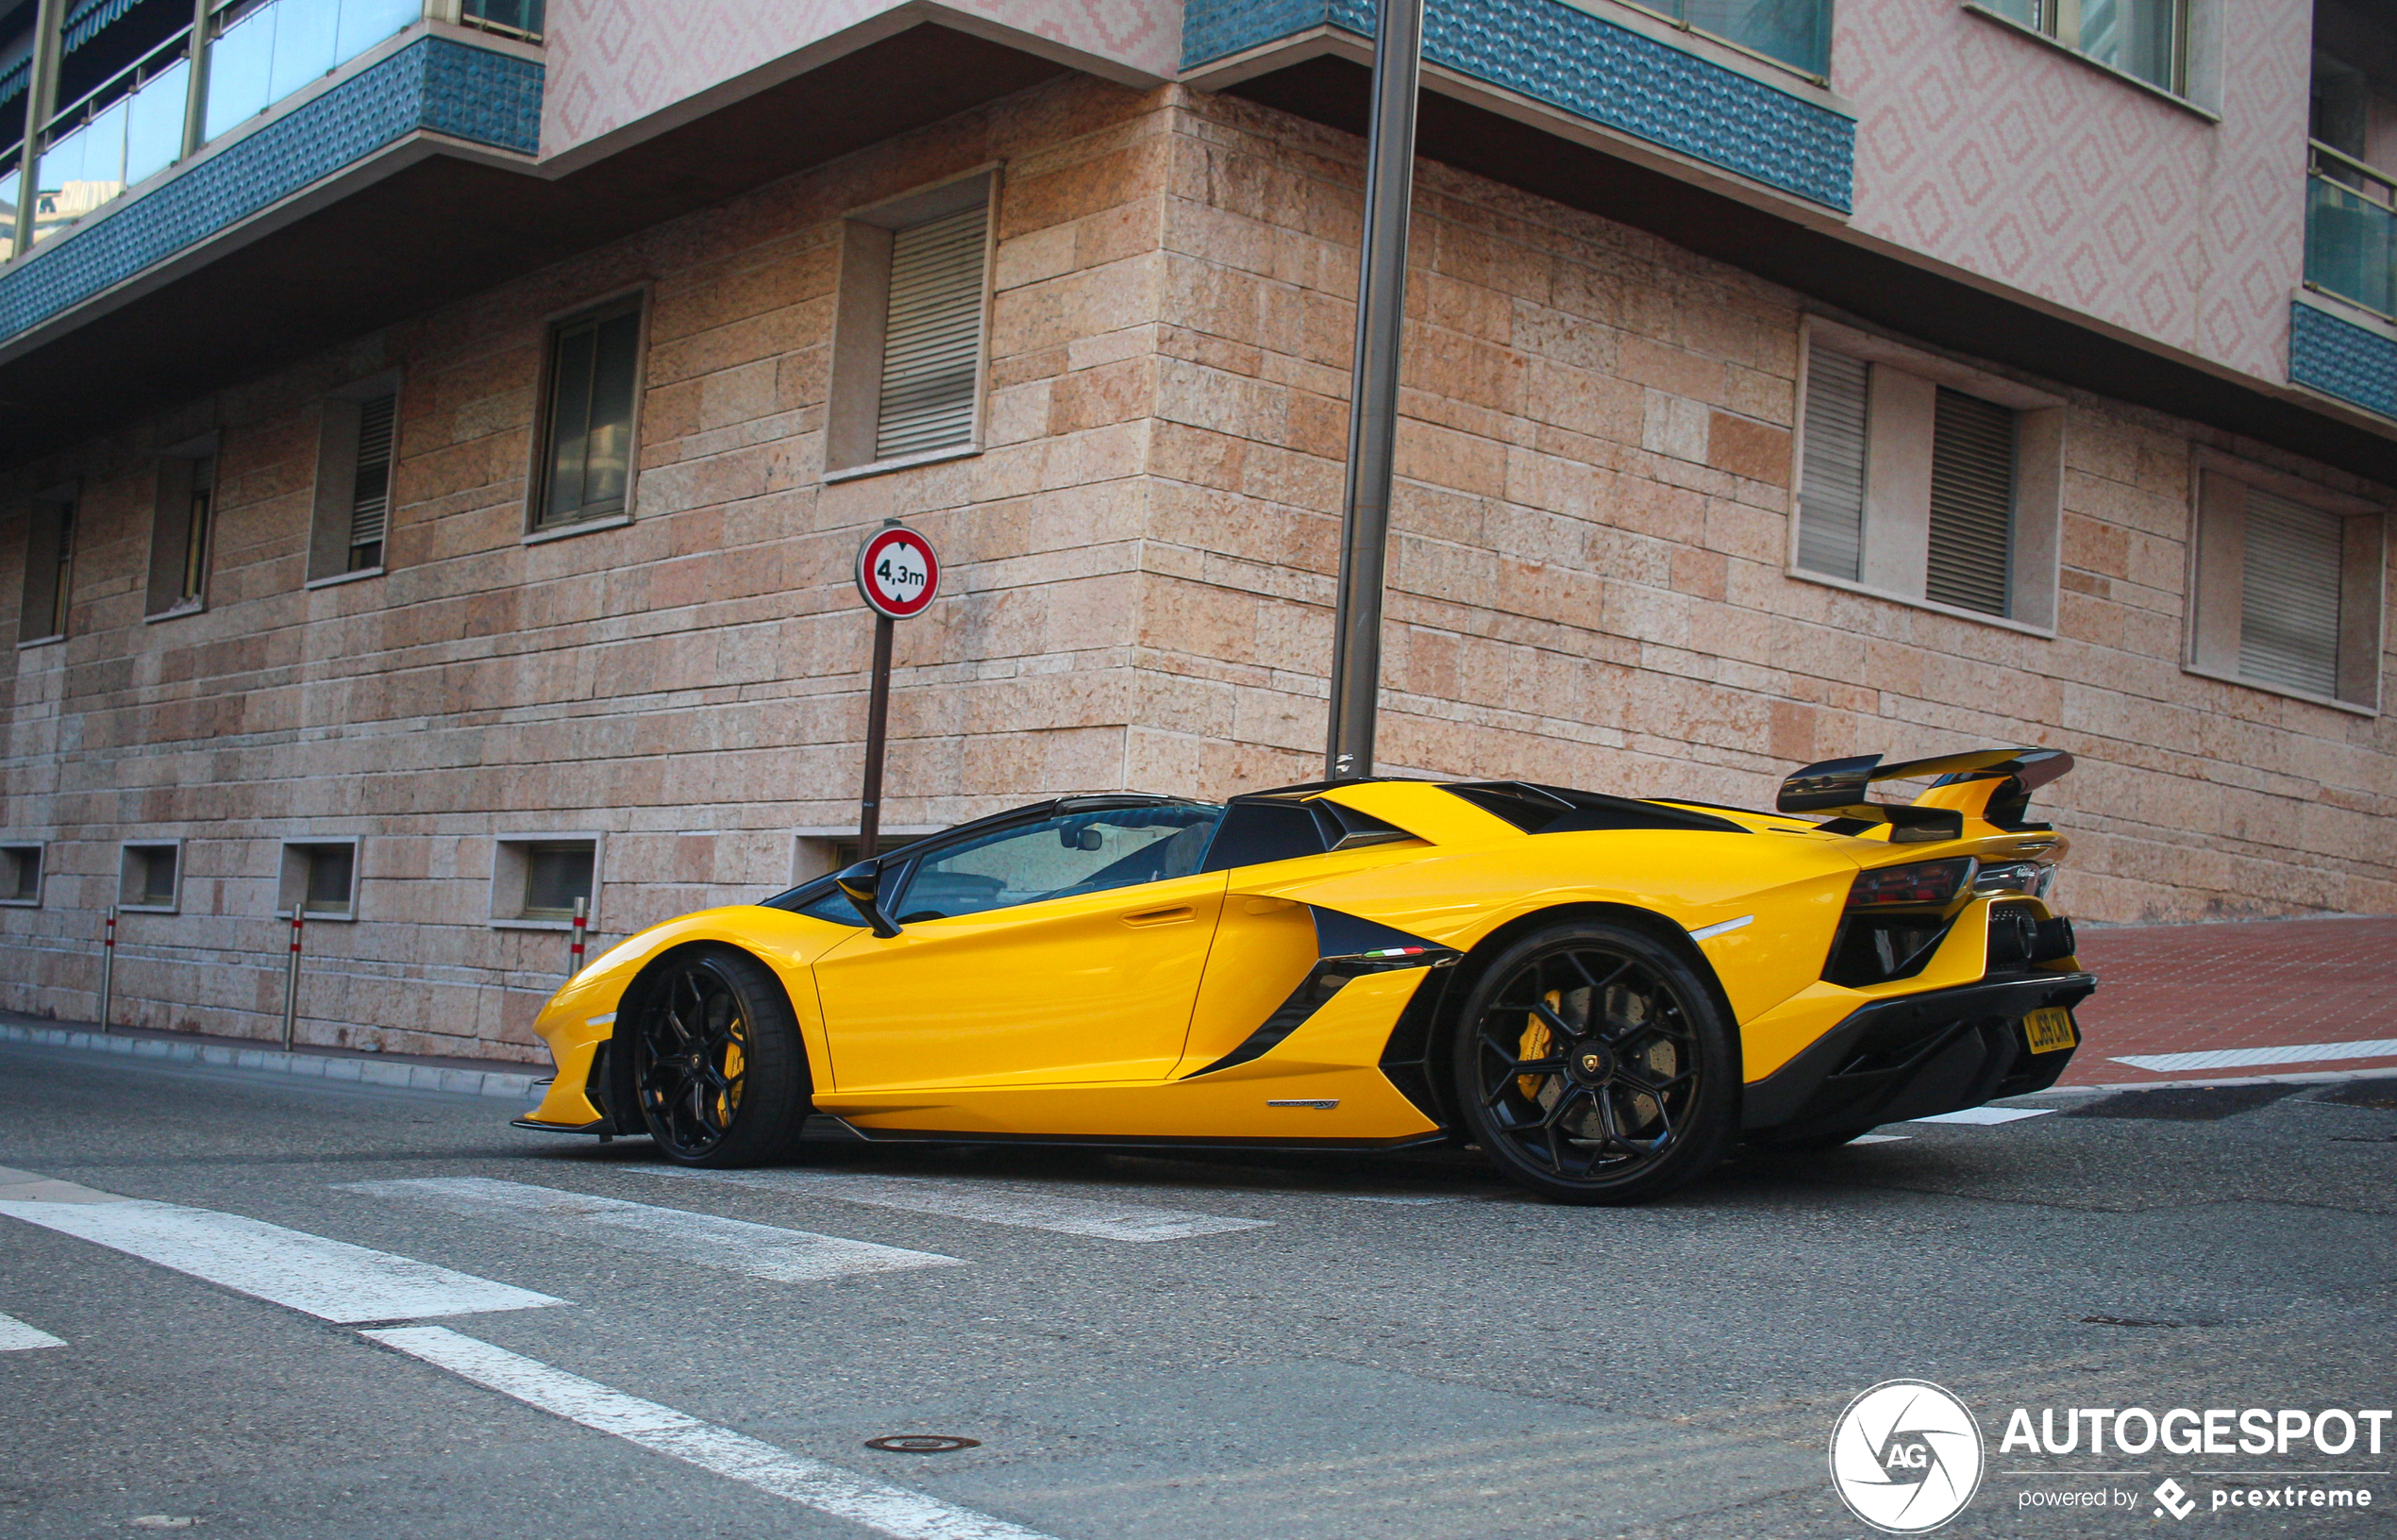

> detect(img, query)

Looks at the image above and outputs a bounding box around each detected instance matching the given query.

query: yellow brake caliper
[1517,989,1560,1101]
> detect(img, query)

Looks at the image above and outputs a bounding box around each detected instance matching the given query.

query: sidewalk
[2064,916,2397,1087]
[0,1012,544,1101]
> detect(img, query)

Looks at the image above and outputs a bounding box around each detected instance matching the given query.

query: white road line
[1849,1133,1912,1145]
[0,1310,65,1350]
[1908,1107,2056,1126]
[644,1166,1271,1243]
[2108,1039,2397,1073]
[343,1178,962,1283]
[0,1171,561,1323]
[363,1326,1059,1540]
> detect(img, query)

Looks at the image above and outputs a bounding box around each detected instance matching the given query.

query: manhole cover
[864,1435,980,1454]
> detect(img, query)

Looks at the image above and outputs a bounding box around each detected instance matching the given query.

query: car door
[811,802,1228,1092]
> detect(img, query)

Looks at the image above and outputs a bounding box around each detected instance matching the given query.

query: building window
[533,296,645,531]
[2189,462,2384,711]
[145,445,217,616]
[1979,0,2188,95]
[1924,388,2016,615]
[310,377,400,581]
[279,840,360,919]
[826,171,996,477]
[1792,322,2064,628]
[17,492,75,643]
[461,0,544,41]
[1633,0,1831,76]
[119,841,182,913]
[491,834,601,929]
[0,844,42,907]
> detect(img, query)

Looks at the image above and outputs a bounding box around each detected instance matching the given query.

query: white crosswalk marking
[645,1165,1272,1243]
[1908,1107,2055,1126]
[0,1177,560,1323]
[343,1178,963,1282]
[2108,1039,2397,1073]
[0,1310,65,1350]
[364,1326,1060,1540]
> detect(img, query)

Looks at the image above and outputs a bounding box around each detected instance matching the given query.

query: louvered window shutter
[876,204,989,460]
[347,393,395,566]
[2238,489,2343,698]
[1798,345,1869,581]
[1924,387,2016,615]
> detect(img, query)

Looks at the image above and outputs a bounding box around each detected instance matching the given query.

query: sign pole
[96,904,116,1032]
[851,520,941,863]
[1325,0,1425,781]
[279,907,304,1050]
[858,612,896,860]
[569,896,589,977]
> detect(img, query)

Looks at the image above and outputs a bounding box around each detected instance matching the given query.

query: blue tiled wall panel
[0,38,542,343]
[2289,301,2397,422]
[1181,0,1852,211]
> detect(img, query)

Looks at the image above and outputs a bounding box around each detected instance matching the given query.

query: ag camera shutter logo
[1830,1380,1986,1532]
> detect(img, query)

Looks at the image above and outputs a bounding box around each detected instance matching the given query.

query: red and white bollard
[280,907,305,1049]
[96,905,117,1032]
[569,896,589,977]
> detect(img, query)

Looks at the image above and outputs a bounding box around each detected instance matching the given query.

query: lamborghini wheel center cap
[1570,1045,1617,1085]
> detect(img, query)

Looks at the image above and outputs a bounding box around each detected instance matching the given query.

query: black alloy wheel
[628,947,811,1167]
[1450,921,1736,1204]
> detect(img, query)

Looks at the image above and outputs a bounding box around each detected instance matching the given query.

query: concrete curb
[0,1022,542,1102]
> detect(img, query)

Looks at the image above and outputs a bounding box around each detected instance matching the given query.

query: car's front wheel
[1450,920,1736,1204]
[627,947,811,1166]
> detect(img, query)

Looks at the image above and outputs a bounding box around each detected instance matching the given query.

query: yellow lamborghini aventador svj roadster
[516,749,2094,1204]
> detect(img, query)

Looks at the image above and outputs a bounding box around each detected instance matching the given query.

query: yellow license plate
[2023,1006,2078,1054]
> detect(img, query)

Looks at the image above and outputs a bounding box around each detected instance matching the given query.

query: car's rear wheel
[628,947,811,1166]
[1450,921,1736,1205]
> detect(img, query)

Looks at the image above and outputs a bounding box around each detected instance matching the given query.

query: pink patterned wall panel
[540,0,1180,158]
[1836,0,2309,384]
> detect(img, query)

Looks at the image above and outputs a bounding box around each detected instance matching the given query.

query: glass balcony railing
[203,0,422,142]
[4,0,425,261]
[2305,141,2397,321]
[1632,0,1832,77]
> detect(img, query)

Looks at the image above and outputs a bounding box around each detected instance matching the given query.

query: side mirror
[833,859,900,938]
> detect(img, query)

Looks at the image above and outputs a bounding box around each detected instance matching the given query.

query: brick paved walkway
[2065,916,2397,1085]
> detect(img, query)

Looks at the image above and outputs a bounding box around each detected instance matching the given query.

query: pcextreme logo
[1829,1380,1986,1533]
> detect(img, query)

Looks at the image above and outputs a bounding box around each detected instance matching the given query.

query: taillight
[1848,858,1976,908]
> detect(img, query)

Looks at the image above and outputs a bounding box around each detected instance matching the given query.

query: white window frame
[0,842,44,907]
[307,370,404,587]
[118,838,184,914]
[143,432,220,621]
[2184,449,2385,715]
[1961,0,2220,118]
[16,483,78,647]
[491,832,604,931]
[1788,318,2066,636]
[278,836,362,921]
[523,287,651,544]
[823,165,1000,483]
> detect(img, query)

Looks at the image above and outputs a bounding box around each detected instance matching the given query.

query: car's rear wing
[1776,748,2074,842]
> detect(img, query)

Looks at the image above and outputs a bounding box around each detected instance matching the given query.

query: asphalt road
[0,1037,2389,1540]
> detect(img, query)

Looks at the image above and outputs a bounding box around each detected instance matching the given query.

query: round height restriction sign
[856,526,940,619]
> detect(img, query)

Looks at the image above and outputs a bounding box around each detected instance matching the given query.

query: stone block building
[0,0,2390,1059]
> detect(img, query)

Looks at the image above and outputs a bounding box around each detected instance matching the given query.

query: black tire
[1449,920,1737,1205]
[626,947,812,1167]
